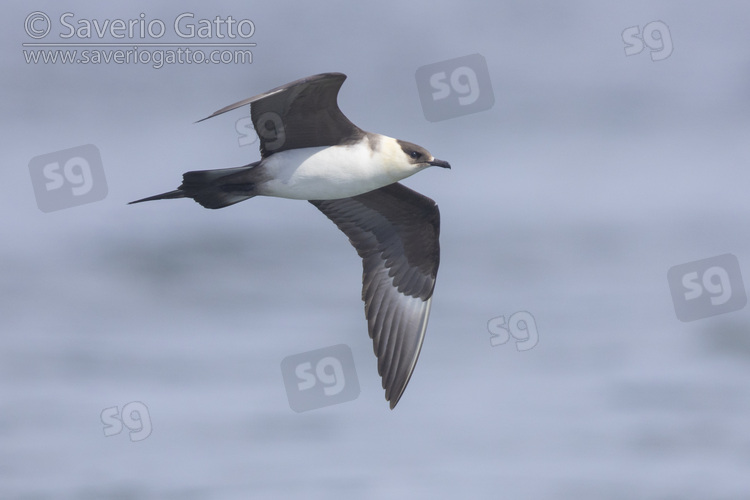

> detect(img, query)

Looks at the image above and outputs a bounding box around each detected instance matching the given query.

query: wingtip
[387,386,406,409]
[194,114,214,124]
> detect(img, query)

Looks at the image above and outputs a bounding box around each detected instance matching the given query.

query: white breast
[256,137,410,200]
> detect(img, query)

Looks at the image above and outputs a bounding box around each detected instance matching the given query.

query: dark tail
[129,162,260,209]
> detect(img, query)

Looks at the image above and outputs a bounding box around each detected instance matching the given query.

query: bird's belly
[257,145,403,200]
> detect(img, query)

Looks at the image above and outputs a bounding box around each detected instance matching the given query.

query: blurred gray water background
[2,1,750,498]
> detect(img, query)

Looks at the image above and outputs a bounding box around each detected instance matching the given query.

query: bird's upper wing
[197,73,365,158]
[310,183,440,408]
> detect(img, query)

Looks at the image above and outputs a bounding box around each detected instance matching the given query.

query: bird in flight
[130,73,450,408]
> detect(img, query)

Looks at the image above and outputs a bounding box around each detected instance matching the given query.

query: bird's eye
[409,151,421,160]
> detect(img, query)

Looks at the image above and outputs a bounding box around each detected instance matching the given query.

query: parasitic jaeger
[130,73,450,408]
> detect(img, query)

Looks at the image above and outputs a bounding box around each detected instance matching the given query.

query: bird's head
[394,139,451,173]
[378,137,450,180]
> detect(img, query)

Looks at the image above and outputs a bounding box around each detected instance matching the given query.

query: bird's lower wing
[309,183,440,408]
